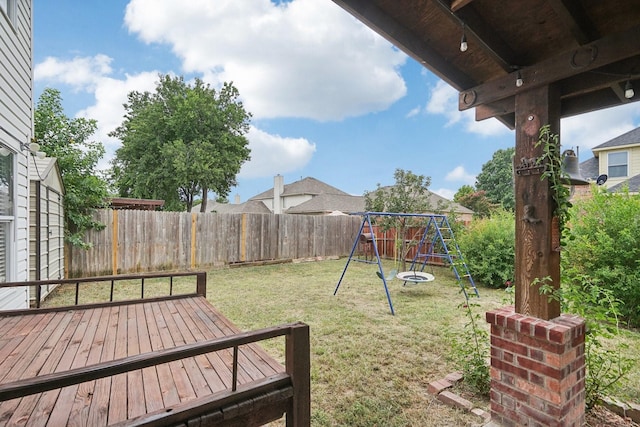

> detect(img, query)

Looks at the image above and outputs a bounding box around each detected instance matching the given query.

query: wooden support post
[196,272,207,297]
[514,84,561,320]
[286,322,310,427]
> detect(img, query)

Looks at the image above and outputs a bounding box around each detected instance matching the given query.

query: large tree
[34,88,108,248]
[475,147,515,211]
[110,75,251,211]
[364,169,432,270]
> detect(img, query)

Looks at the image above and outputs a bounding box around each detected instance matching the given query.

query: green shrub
[565,187,640,327]
[540,272,633,409]
[457,210,515,288]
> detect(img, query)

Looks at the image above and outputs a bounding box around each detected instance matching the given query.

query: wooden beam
[450,0,476,12]
[514,85,561,320]
[459,25,640,110]
[331,0,476,89]
[431,0,515,72]
[547,0,600,45]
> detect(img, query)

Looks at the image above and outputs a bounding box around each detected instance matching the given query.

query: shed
[29,156,64,302]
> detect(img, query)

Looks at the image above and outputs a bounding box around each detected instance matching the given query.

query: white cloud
[34,55,113,92]
[432,188,455,200]
[426,80,510,137]
[34,55,318,175]
[239,127,316,178]
[75,72,161,169]
[406,105,421,118]
[561,103,640,154]
[123,0,407,121]
[445,165,475,184]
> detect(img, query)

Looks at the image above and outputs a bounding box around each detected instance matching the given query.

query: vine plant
[534,124,573,248]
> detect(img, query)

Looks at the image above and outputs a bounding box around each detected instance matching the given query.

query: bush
[564,187,640,327]
[457,210,515,288]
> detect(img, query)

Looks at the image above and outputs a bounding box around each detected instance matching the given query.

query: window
[0,147,13,282]
[608,152,628,178]
[0,0,16,25]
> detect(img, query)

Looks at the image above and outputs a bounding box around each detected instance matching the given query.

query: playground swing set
[334,212,479,315]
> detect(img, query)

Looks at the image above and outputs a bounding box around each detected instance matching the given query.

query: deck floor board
[0,296,286,426]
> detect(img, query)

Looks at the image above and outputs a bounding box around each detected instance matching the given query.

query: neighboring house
[249,175,365,215]
[579,126,640,193]
[247,175,473,220]
[0,0,33,309]
[371,185,474,223]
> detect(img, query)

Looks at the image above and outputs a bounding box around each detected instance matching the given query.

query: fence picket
[67,210,361,276]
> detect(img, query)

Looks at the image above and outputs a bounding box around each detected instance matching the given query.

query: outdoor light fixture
[20,140,46,158]
[624,80,634,99]
[516,70,524,87]
[460,25,468,52]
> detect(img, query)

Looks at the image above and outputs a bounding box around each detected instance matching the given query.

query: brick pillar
[486,306,586,427]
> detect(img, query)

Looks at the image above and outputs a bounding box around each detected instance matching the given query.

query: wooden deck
[0,273,310,426]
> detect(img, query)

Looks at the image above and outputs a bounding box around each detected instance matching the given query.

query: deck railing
[0,271,207,309]
[0,321,311,426]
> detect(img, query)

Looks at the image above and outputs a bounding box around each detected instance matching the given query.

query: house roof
[191,200,271,214]
[608,174,640,193]
[109,197,164,210]
[372,186,474,215]
[578,156,600,181]
[249,177,350,200]
[285,194,365,214]
[592,127,640,152]
[332,1,640,129]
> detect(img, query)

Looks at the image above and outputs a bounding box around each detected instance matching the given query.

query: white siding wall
[0,0,33,309]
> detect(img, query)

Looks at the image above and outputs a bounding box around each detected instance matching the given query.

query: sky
[33,0,640,202]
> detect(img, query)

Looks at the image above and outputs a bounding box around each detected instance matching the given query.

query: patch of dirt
[585,405,639,427]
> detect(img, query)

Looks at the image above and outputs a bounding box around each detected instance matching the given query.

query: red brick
[427,379,452,395]
[518,317,539,336]
[503,350,514,363]
[493,358,528,380]
[492,335,528,355]
[437,390,473,410]
[548,325,571,343]
[520,403,560,426]
[506,313,525,332]
[517,355,564,380]
[492,378,530,403]
[534,322,551,340]
[486,310,497,325]
[529,372,545,387]
[471,408,491,423]
[529,348,544,361]
[444,372,463,384]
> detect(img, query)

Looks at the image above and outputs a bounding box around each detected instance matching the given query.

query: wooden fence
[66,210,362,277]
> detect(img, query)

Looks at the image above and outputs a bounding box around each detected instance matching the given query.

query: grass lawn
[44,259,639,426]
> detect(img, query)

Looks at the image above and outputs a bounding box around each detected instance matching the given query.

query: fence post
[286,322,310,427]
[112,210,119,275]
[191,213,197,269]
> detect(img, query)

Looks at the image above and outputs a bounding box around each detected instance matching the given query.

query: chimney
[234,194,241,204]
[273,174,284,214]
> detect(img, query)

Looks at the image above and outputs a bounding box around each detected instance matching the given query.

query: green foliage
[475,147,515,211]
[564,186,640,327]
[456,210,515,288]
[34,88,108,248]
[364,169,433,270]
[364,169,432,214]
[450,298,490,397]
[535,125,573,247]
[453,184,474,203]
[539,273,633,409]
[455,188,497,218]
[110,75,251,211]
